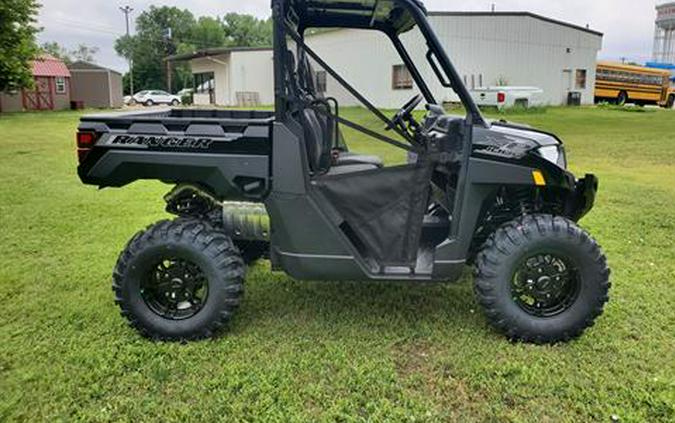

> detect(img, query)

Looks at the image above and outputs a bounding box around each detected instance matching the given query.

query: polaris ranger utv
[76,0,609,343]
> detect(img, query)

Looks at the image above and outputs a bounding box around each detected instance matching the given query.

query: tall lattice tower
[654,2,675,64]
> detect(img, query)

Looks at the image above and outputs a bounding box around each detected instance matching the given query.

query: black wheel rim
[511,253,581,317]
[140,257,208,320]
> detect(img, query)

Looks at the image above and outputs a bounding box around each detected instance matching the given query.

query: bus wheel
[667,95,675,109]
[617,91,628,106]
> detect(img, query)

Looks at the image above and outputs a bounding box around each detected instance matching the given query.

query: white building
[169,47,274,107]
[173,11,602,108]
[308,12,603,107]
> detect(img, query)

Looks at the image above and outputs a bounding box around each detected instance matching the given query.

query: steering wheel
[385,94,423,131]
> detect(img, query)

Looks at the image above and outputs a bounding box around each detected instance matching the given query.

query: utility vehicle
[76,0,610,343]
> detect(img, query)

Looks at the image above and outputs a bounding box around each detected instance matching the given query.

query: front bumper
[566,174,598,221]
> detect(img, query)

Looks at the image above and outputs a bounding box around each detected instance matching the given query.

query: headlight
[535,145,567,168]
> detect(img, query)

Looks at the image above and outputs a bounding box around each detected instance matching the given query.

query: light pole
[120,6,134,95]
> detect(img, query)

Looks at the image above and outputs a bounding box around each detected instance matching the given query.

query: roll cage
[272,0,487,143]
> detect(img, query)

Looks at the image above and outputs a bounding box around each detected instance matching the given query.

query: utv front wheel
[113,219,245,341]
[474,215,610,344]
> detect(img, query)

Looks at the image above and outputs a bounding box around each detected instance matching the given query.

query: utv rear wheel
[113,219,245,341]
[474,214,610,344]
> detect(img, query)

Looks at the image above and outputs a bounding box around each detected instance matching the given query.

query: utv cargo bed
[77,108,274,200]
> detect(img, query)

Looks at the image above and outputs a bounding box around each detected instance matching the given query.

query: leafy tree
[40,41,70,62]
[222,13,272,47]
[0,0,41,92]
[115,6,196,93]
[191,17,227,49]
[114,8,274,93]
[71,44,100,63]
[40,42,99,64]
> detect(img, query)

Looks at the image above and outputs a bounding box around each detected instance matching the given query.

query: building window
[194,72,215,94]
[575,69,587,89]
[392,64,413,90]
[55,77,66,94]
[315,70,327,93]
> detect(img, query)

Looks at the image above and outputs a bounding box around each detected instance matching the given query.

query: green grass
[1,106,674,422]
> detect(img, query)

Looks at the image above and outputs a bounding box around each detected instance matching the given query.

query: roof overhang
[166,46,272,62]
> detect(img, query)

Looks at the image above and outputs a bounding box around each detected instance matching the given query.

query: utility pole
[491,3,495,12]
[120,6,134,96]
[164,28,173,93]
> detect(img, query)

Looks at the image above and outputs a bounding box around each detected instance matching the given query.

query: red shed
[0,55,72,112]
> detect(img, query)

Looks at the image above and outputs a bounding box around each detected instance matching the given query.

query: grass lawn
[0,106,674,422]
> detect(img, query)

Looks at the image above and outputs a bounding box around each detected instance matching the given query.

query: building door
[560,70,573,105]
[23,77,54,110]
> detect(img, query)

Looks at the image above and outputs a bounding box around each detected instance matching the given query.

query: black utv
[76,0,610,343]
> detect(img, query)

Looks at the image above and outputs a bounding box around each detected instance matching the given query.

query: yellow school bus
[595,61,672,107]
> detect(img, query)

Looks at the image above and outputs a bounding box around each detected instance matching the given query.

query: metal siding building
[307,12,603,108]
[69,61,124,109]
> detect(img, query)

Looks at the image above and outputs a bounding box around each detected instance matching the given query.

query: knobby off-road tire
[474,214,610,344]
[113,218,245,341]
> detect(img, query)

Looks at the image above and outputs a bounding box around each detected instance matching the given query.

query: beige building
[167,47,274,107]
[69,61,124,109]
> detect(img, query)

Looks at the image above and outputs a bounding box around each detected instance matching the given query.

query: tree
[191,17,227,49]
[222,13,272,47]
[40,41,70,62]
[71,44,100,63]
[115,6,196,92]
[0,0,41,92]
[41,42,100,64]
[114,8,274,93]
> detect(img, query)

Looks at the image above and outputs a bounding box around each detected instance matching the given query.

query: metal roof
[428,11,603,37]
[68,60,122,75]
[32,55,71,78]
[166,46,272,62]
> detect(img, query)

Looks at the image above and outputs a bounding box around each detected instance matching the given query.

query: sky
[37,0,666,72]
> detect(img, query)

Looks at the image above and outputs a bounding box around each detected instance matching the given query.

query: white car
[132,90,182,106]
[471,86,545,110]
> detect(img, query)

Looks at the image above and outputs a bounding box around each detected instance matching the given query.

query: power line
[49,19,122,36]
[51,16,121,33]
